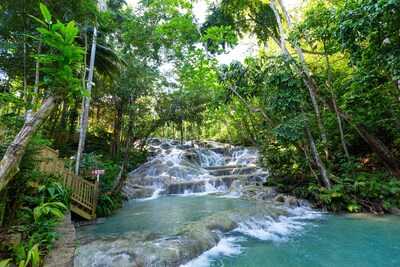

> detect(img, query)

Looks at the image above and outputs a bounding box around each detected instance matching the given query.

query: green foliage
[29,4,87,97]
[38,181,71,207]
[15,243,40,267]
[0,140,71,266]
[72,152,143,217]
[200,26,238,54]
[0,259,12,267]
[76,152,103,181]
[292,171,400,213]
[3,182,70,266]
[33,202,67,222]
[97,194,118,217]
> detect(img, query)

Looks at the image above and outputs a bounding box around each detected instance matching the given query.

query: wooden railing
[39,146,98,220]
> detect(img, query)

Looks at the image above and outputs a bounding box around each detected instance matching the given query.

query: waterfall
[74,138,398,267]
[123,139,269,199]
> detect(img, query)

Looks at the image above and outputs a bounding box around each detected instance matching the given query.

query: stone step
[203,164,245,170]
[208,172,269,188]
[208,166,259,176]
[162,180,205,195]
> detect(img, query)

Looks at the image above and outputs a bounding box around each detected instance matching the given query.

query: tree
[0,4,86,191]
[203,0,400,178]
[75,0,107,175]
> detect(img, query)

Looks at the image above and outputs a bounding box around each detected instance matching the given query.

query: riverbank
[44,212,75,267]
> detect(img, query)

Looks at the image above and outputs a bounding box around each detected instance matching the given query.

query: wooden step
[70,203,96,221]
[39,146,99,221]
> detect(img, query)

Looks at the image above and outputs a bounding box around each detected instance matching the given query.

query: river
[74,139,400,266]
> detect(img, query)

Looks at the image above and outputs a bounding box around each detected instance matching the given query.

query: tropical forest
[0,0,399,266]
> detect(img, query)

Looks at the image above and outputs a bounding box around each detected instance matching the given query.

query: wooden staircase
[39,146,99,220]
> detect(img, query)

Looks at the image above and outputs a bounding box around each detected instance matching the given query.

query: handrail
[38,146,98,220]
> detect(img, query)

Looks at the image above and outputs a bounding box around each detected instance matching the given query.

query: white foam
[197,149,225,167]
[285,206,324,220]
[204,180,218,193]
[220,189,243,198]
[235,207,323,242]
[137,188,163,202]
[177,191,214,197]
[180,236,244,267]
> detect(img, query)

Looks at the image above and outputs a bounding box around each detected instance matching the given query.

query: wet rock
[274,194,309,207]
[388,206,400,215]
[228,179,243,190]
[239,186,278,201]
[149,138,163,146]
[163,181,206,195]
[197,141,214,148]
[74,204,289,267]
[206,147,229,155]
[177,144,191,150]
[183,152,200,164]
[209,166,258,176]
[161,143,171,149]
[123,185,154,199]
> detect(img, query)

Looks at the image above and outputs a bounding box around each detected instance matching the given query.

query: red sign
[91,170,105,175]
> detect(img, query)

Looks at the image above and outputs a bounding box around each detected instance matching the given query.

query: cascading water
[122,139,269,199]
[74,139,400,267]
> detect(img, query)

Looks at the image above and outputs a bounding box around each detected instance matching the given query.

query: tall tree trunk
[23,37,28,118]
[110,105,123,157]
[54,100,69,145]
[0,95,62,191]
[323,41,352,169]
[68,101,79,143]
[306,76,400,178]
[76,0,106,175]
[268,0,400,178]
[26,43,41,122]
[180,123,184,145]
[76,26,98,175]
[274,0,330,159]
[304,124,332,190]
[113,95,136,191]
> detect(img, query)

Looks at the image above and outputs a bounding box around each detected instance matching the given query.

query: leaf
[40,3,52,24]
[31,245,40,266]
[52,201,68,210]
[51,23,62,32]
[80,86,91,98]
[50,208,64,218]
[63,47,72,59]
[65,21,78,44]
[43,75,52,83]
[28,15,47,27]
[36,27,51,36]
[47,187,55,197]
[33,207,41,221]
[63,65,73,79]
[0,259,12,267]
[25,34,42,42]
